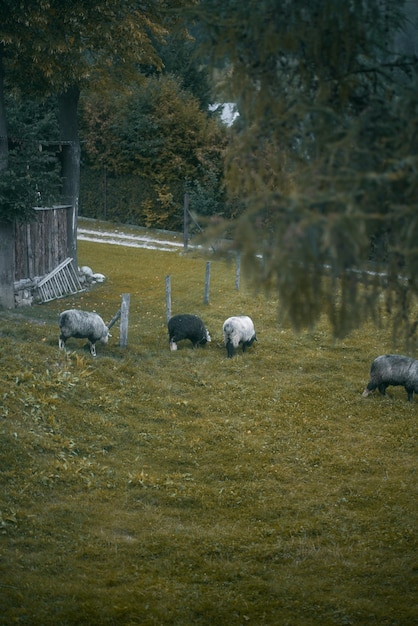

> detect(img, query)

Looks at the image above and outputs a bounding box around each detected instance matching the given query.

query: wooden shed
[0,205,83,307]
[14,205,72,280]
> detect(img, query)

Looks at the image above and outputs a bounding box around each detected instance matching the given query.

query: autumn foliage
[80,76,227,229]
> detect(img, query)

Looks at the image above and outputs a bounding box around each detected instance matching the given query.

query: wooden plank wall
[14,206,71,280]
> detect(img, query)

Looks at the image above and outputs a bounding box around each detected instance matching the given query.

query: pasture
[0,221,417,625]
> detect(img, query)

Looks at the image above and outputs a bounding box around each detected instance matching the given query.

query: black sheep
[168,314,211,351]
[362,354,418,401]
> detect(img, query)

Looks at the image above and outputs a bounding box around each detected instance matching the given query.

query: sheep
[362,354,418,401]
[223,315,257,358]
[167,314,211,351]
[58,309,110,357]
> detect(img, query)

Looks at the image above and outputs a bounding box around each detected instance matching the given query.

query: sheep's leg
[377,383,387,395]
[59,337,66,350]
[226,340,234,358]
[90,342,97,357]
[405,386,414,401]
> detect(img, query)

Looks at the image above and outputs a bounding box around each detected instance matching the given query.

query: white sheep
[223,315,257,358]
[58,309,110,357]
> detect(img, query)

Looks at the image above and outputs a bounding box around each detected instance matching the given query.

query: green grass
[1,228,417,625]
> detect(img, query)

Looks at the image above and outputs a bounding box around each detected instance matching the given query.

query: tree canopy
[195,0,418,346]
[0,0,170,95]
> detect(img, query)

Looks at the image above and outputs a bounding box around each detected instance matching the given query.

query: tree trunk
[58,85,80,268]
[0,44,15,308]
[0,221,15,308]
[0,45,8,171]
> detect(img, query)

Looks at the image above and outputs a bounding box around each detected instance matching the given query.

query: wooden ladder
[36,258,84,303]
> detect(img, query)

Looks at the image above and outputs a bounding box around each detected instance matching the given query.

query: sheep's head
[101,328,111,344]
[200,329,211,345]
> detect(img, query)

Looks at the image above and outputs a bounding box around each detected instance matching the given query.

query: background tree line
[1,4,231,232]
[0,1,194,227]
[78,29,231,230]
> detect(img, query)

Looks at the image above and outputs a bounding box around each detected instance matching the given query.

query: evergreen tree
[0,95,61,222]
[195,0,418,345]
[141,27,213,110]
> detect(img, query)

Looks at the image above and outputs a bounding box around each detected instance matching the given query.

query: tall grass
[1,224,417,625]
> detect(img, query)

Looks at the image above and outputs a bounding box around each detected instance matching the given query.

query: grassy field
[1,223,417,625]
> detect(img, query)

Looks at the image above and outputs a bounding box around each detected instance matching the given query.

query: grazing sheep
[58,309,110,357]
[168,314,211,351]
[223,315,257,358]
[362,354,418,401]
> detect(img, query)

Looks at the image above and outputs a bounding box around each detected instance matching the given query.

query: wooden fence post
[120,293,130,348]
[165,275,172,322]
[235,253,241,290]
[204,261,211,304]
[103,166,107,220]
[183,193,189,252]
